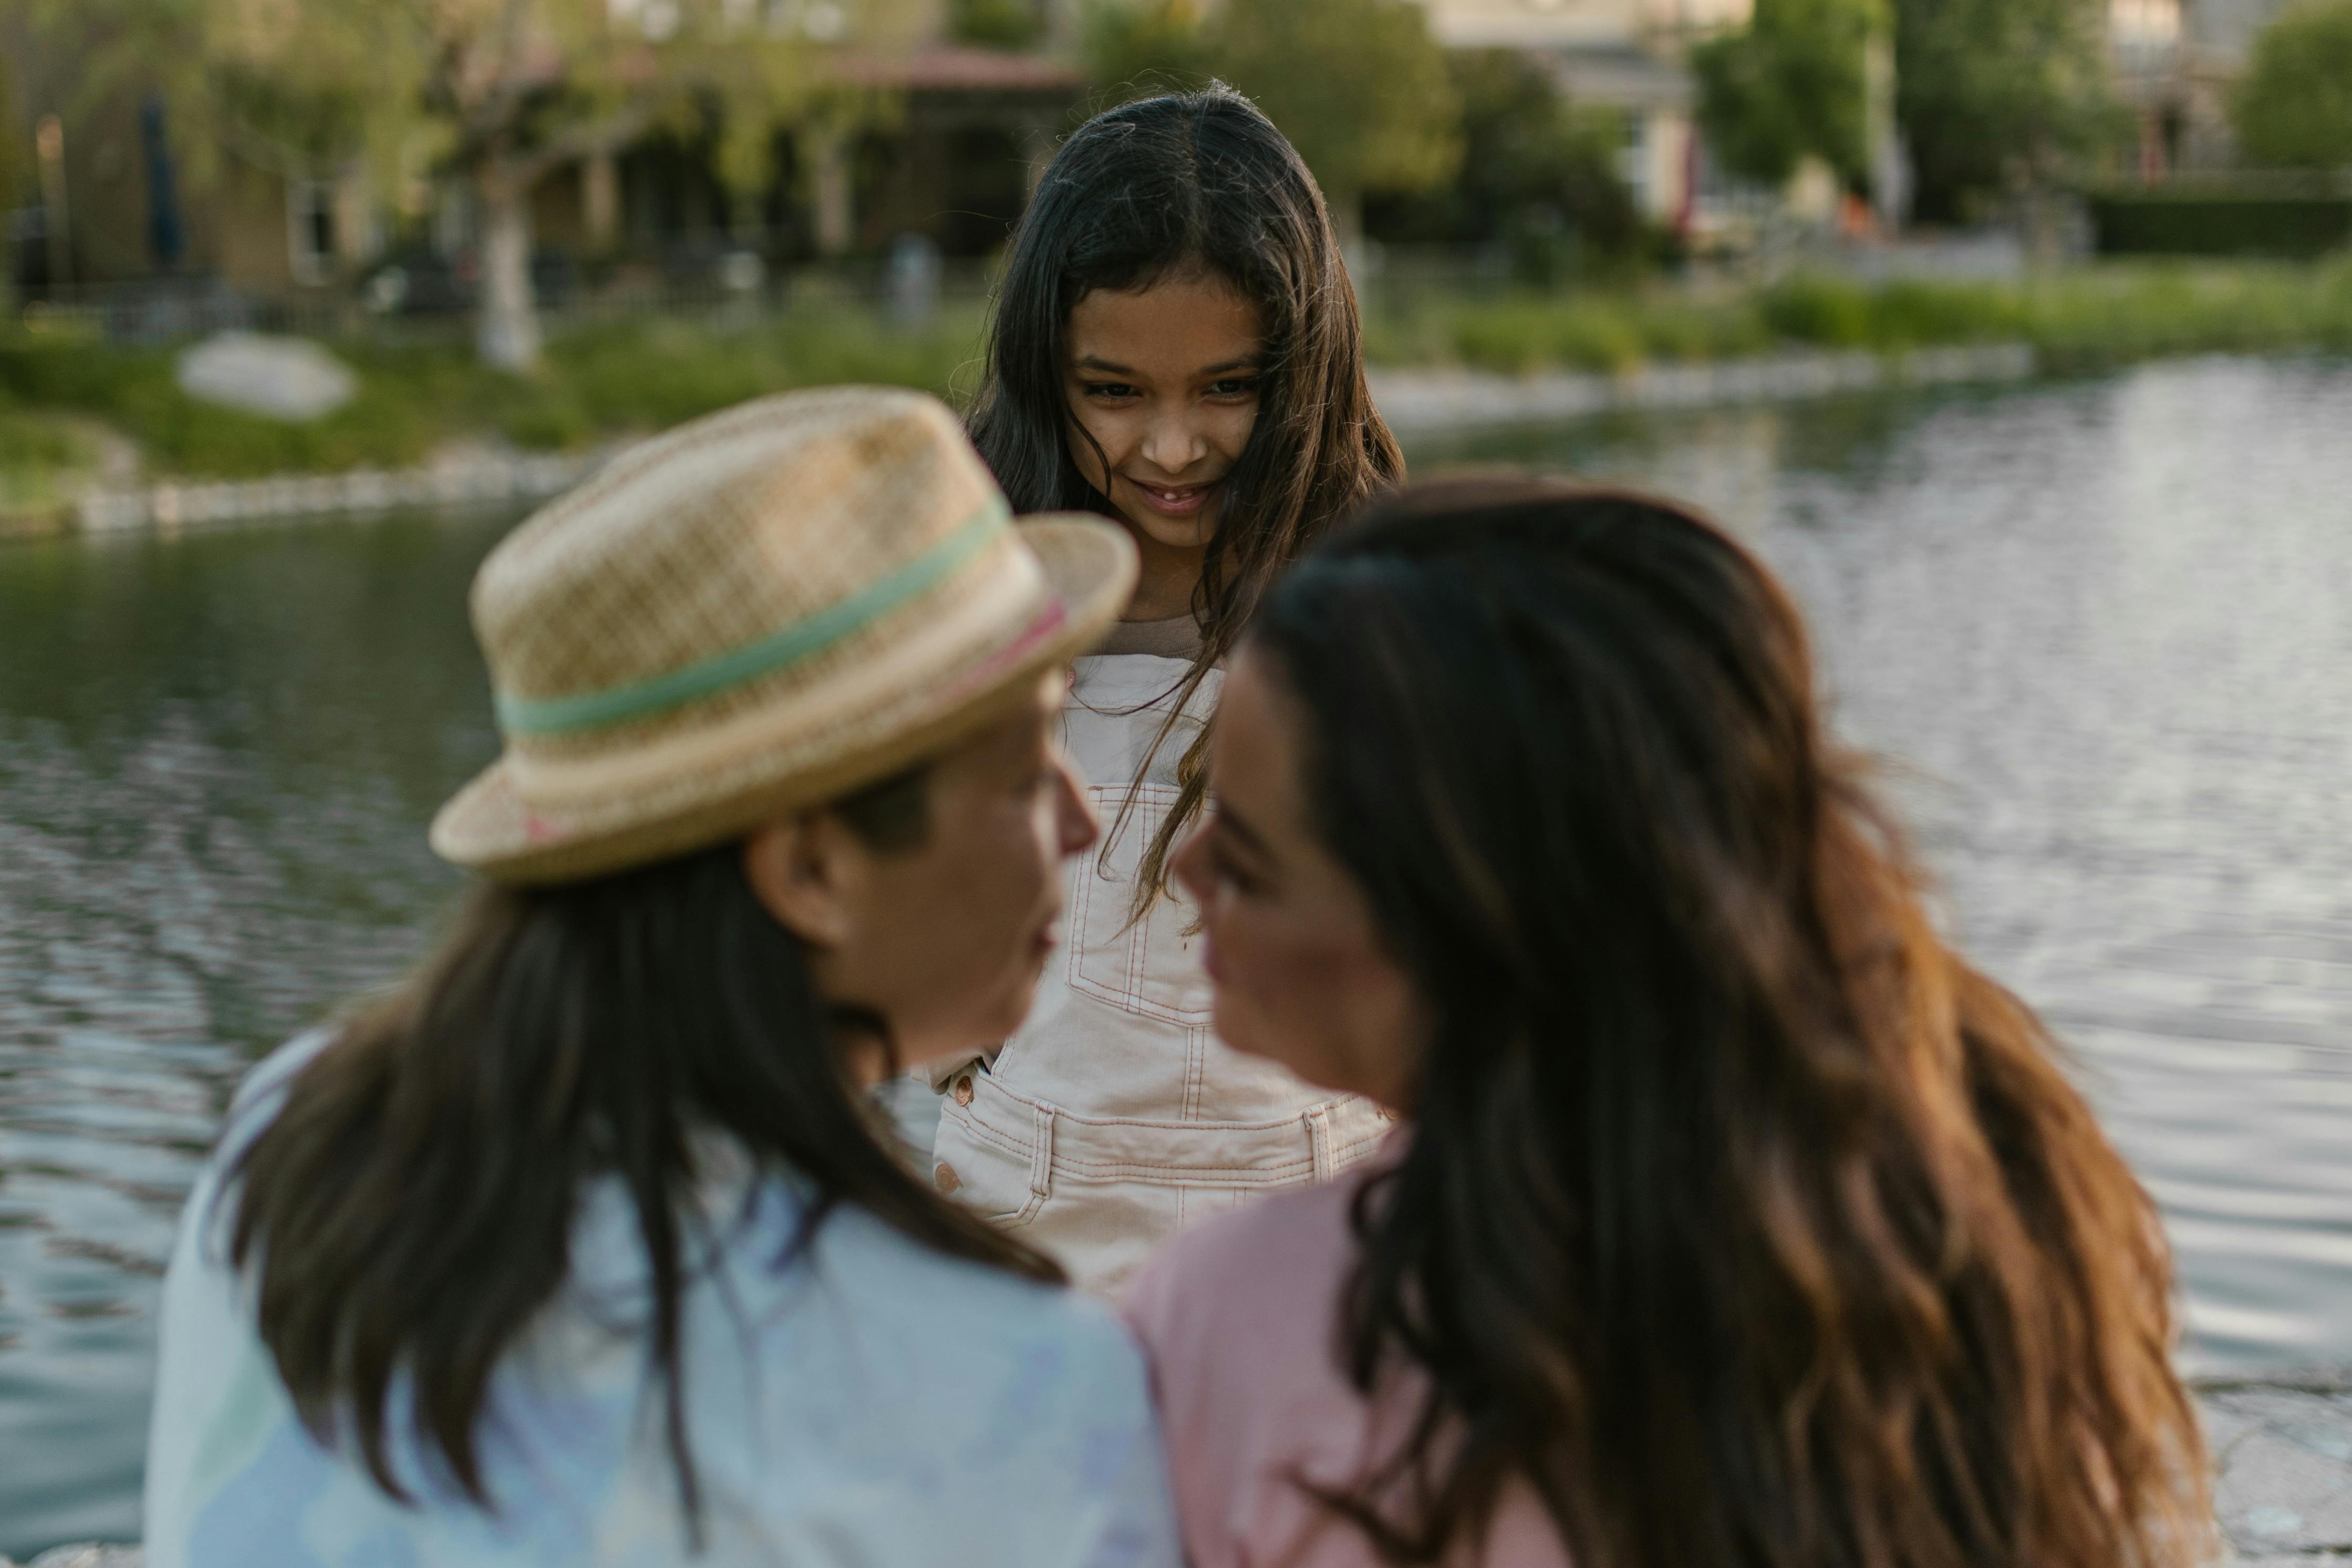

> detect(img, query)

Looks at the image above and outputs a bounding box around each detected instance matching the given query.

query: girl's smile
[1130,479,1217,518]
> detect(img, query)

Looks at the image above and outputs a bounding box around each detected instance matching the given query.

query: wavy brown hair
[967,86,1403,907]
[1246,474,2208,1568]
[220,778,1060,1537]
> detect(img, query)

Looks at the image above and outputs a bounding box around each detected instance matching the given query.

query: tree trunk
[810,127,855,258]
[583,150,620,254]
[476,170,542,372]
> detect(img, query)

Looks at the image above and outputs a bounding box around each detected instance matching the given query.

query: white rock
[174,331,357,422]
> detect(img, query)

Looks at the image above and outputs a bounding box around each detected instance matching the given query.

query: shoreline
[1367,342,2038,436]
[0,343,2045,544]
[10,1374,2347,1565]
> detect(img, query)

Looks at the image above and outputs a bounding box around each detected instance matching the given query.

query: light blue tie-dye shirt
[143,1035,1182,1568]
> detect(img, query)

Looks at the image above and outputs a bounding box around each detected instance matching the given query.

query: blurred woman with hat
[141,388,1180,1566]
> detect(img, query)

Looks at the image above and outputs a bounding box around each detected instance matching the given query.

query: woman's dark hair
[968,85,1403,905]
[1247,475,2208,1568]
[222,770,1058,1529]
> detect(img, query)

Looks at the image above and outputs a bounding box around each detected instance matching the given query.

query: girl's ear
[742,814,862,950]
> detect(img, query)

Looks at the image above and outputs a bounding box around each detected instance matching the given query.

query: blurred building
[0,2,1079,306]
[2111,0,2302,176]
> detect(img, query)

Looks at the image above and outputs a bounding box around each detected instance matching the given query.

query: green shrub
[2089,192,2352,258]
[1759,275,1877,346]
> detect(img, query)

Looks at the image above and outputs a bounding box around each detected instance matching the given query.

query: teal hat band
[495,497,1014,738]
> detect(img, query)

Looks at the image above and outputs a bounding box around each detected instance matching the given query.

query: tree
[1890,0,2114,221]
[1082,0,1218,102]
[951,0,1046,49]
[40,0,914,370]
[1694,0,1885,189]
[1367,50,1639,276]
[1214,0,1459,242]
[1080,0,1461,243]
[2233,0,2352,168]
[0,45,23,317]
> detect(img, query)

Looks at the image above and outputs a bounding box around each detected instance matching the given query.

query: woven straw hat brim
[431,516,1135,885]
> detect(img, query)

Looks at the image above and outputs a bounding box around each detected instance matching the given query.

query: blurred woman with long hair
[1130,474,2209,1568]
[143,390,1179,1566]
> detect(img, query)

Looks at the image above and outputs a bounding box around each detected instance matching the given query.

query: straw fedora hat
[431,387,1136,884]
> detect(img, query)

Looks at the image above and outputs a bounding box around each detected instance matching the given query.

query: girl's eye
[1082,381,1139,400]
[1207,378,1261,399]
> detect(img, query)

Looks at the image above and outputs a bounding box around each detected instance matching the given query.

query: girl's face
[1173,647,1425,1109]
[1063,272,1266,616]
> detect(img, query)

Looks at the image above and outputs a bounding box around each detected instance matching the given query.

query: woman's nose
[1054,757,1100,857]
[1170,819,1210,903]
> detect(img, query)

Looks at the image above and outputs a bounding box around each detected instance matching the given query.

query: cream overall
[928,651,1390,1292]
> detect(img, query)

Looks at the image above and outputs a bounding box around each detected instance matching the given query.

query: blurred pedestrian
[142,390,1181,1567]
[926,86,1405,1291]
[1131,475,2211,1568]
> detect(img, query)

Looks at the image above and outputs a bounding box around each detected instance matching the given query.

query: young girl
[1133,475,2210,1568]
[923,87,1406,1290]
[142,390,1179,1566]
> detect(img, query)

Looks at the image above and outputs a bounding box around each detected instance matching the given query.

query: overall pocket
[1066,783,1214,1026]
[930,1088,1050,1229]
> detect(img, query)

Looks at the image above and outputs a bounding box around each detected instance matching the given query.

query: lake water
[3,355,2349,1557]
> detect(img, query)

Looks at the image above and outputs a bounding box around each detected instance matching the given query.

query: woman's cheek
[1209,911,1281,1046]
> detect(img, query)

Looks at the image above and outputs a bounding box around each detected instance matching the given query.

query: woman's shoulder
[809,1200,1156,1389]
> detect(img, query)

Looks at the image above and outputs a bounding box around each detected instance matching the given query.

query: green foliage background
[1367,51,1641,277]
[2233,0,2352,169]
[1693,0,1885,188]
[1891,0,2117,220]
[1081,0,1461,224]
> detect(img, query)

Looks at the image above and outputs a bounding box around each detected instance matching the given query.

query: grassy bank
[0,304,990,492]
[4,260,2351,498]
[1368,257,2352,373]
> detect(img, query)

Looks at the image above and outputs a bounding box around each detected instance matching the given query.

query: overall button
[932,1161,961,1194]
[952,1076,975,1106]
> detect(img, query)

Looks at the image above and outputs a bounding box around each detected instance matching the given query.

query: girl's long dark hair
[969,86,1403,905]
[222,788,1060,1527]
[1248,475,2208,1568]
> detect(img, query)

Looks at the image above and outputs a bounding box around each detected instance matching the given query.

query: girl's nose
[1139,410,1208,475]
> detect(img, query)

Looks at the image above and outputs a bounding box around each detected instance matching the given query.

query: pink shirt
[1120,1159,1572,1568]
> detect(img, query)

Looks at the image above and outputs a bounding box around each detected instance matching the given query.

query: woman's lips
[1126,478,1215,518]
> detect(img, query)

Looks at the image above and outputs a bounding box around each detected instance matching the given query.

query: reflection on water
[1419,355,2352,1374]
[0,356,2347,1555]
[0,516,500,1553]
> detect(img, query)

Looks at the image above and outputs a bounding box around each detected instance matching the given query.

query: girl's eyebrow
[1069,354,1263,377]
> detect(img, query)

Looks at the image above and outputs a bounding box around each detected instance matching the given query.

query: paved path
[11,1377,2348,1566]
[2205,1373,2352,1563]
